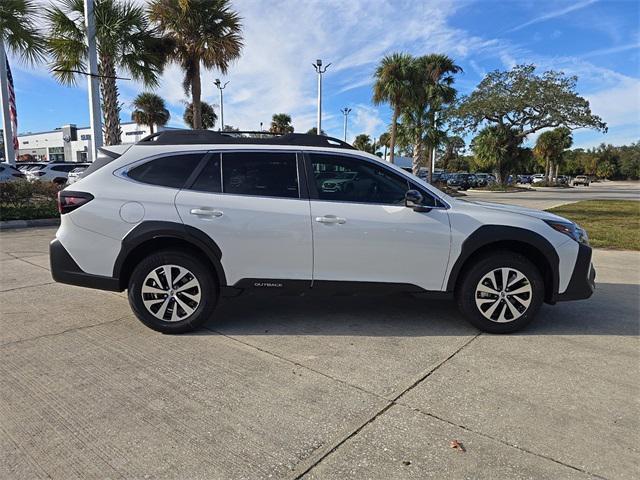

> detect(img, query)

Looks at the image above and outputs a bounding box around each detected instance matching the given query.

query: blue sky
[8,0,640,149]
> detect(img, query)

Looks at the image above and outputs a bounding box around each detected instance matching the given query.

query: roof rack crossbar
[138,129,355,149]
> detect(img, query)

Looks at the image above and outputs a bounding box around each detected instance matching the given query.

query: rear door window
[221,152,299,198]
[128,153,205,189]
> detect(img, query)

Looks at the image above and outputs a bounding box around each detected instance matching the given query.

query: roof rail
[138,129,355,150]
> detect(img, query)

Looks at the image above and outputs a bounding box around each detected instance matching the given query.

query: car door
[306,152,451,291]
[175,150,313,287]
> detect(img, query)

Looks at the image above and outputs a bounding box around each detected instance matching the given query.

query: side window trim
[183,152,216,190]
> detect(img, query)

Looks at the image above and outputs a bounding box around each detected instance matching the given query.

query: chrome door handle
[190,208,223,218]
[315,215,346,224]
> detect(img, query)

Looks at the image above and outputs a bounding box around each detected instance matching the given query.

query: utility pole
[340,107,351,142]
[0,40,15,165]
[84,0,103,159]
[312,59,331,135]
[214,79,229,131]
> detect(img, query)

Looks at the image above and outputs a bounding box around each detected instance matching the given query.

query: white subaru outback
[50,130,595,334]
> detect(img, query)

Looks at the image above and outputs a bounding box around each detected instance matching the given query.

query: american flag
[6,59,18,151]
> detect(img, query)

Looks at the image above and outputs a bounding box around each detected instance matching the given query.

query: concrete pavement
[464,180,640,210]
[0,225,638,479]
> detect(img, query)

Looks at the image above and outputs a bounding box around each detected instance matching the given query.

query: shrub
[0,181,60,220]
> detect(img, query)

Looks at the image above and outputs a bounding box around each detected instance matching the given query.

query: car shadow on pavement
[205,282,639,337]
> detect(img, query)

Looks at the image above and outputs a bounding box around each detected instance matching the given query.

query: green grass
[547,200,640,250]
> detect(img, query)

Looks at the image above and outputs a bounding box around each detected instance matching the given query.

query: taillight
[57,191,94,214]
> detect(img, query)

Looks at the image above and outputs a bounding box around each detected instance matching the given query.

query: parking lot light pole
[84,0,103,159]
[313,59,330,135]
[214,79,229,131]
[340,107,351,142]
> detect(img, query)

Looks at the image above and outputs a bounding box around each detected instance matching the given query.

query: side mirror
[405,189,431,212]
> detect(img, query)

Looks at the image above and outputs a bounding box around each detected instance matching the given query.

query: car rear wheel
[128,249,218,333]
[456,251,544,333]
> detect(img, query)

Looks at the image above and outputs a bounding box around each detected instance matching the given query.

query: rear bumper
[50,239,123,292]
[556,243,595,302]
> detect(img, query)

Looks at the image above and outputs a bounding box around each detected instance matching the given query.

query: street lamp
[312,59,331,135]
[340,107,352,142]
[214,78,229,131]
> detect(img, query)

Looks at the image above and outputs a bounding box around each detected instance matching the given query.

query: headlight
[544,220,589,245]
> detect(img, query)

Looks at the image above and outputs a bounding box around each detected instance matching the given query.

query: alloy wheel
[475,267,532,323]
[141,265,201,322]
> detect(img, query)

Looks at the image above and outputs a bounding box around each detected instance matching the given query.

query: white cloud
[585,77,640,128]
[505,0,598,33]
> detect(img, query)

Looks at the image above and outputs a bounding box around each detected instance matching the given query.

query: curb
[467,188,536,193]
[0,218,60,230]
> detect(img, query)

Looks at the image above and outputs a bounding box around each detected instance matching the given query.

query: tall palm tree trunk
[426,145,433,184]
[412,131,423,176]
[99,55,122,146]
[191,62,202,129]
[389,107,399,164]
[545,158,550,181]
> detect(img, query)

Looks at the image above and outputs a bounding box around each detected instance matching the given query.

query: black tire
[128,249,218,334]
[456,251,544,333]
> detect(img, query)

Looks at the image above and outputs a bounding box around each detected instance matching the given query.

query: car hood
[459,199,571,223]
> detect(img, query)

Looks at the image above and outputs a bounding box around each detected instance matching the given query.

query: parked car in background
[66,166,89,185]
[0,163,27,182]
[517,174,533,184]
[27,163,89,184]
[573,175,590,186]
[447,173,477,190]
[556,175,570,185]
[474,173,496,187]
[532,174,545,184]
[17,162,47,173]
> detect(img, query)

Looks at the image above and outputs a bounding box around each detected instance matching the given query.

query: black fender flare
[446,225,559,299]
[113,221,227,288]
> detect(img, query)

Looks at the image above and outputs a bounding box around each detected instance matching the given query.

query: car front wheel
[456,252,544,333]
[128,249,218,334]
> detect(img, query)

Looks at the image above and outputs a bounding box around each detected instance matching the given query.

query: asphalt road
[1,189,639,479]
[464,180,640,210]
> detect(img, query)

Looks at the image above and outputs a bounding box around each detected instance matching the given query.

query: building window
[125,130,145,136]
[80,134,91,140]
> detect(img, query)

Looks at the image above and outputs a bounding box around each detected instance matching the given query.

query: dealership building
[4,122,171,163]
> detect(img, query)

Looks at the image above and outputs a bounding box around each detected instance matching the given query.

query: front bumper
[50,239,122,292]
[556,243,596,301]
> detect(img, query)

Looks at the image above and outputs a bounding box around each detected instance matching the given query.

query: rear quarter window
[127,153,205,189]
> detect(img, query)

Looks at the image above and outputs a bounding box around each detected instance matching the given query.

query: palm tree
[379,132,390,160]
[183,101,217,129]
[131,92,170,134]
[306,127,326,135]
[0,0,46,164]
[46,0,168,146]
[471,126,522,183]
[149,0,242,130]
[405,54,462,181]
[270,113,294,134]
[0,1,46,63]
[372,52,413,165]
[534,127,572,181]
[353,134,373,152]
